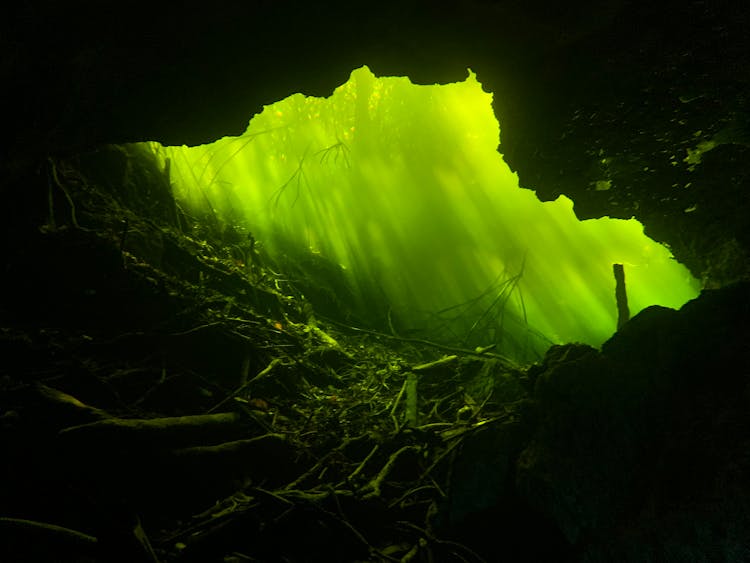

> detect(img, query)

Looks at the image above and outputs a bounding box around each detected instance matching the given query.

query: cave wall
[3,1,748,283]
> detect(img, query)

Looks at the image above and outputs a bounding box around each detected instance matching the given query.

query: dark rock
[517,283,750,556]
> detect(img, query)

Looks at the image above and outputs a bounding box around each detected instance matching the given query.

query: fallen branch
[318,316,517,366]
[58,411,245,449]
[360,445,421,500]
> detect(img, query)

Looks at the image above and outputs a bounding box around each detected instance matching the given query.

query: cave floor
[0,148,544,562]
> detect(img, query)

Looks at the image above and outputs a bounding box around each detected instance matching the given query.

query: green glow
[148,66,700,357]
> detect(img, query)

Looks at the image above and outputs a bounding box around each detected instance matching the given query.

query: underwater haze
[148,66,700,361]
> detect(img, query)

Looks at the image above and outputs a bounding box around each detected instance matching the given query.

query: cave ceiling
[3,0,749,283]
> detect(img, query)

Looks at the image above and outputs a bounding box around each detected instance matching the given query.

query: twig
[48,158,94,232]
[418,439,462,483]
[207,358,282,413]
[360,445,420,499]
[169,321,224,336]
[388,484,439,509]
[341,443,379,486]
[0,517,97,545]
[319,315,518,366]
[396,520,487,563]
[390,378,408,430]
[284,438,351,491]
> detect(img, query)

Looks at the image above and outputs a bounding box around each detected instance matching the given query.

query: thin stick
[207,358,281,413]
[613,263,630,329]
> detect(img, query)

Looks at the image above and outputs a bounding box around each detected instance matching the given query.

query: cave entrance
[144,66,699,363]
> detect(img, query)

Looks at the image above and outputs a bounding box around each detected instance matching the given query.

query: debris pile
[0,146,533,562]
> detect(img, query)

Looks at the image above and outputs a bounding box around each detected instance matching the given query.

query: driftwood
[35,383,111,426]
[58,411,248,449]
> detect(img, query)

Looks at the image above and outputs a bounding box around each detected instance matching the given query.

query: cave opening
[145,65,699,363]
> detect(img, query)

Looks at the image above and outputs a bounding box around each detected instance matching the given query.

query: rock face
[518,282,750,559]
[3,2,749,284]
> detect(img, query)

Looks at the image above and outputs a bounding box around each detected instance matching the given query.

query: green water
[147,66,700,360]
